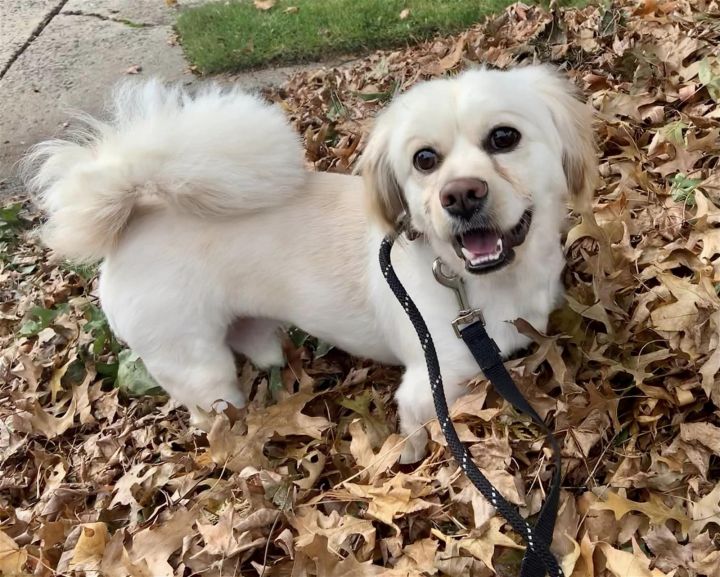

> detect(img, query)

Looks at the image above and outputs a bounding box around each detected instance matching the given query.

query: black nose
[439,178,488,220]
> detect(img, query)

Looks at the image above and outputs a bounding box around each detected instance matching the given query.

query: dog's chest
[475,249,563,337]
[436,277,560,379]
[386,243,564,384]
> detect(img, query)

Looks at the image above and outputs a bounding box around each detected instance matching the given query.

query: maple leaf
[196,508,241,557]
[295,525,381,574]
[127,510,196,577]
[433,517,523,571]
[690,482,720,537]
[343,474,435,527]
[394,538,438,574]
[0,530,28,576]
[590,491,691,537]
[600,540,671,577]
[692,190,720,228]
[514,318,570,386]
[291,509,376,560]
[209,392,332,472]
[28,394,77,438]
[100,530,152,577]
[246,391,331,439]
[340,388,392,446]
[644,525,693,573]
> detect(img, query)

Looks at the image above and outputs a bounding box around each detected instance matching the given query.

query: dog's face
[361,65,597,275]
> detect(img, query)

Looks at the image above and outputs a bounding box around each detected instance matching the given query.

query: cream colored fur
[25,66,596,463]
[24,80,306,262]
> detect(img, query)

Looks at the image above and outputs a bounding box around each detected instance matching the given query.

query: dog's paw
[399,427,429,464]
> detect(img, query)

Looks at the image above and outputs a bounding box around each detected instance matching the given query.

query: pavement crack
[62,10,155,28]
[0,0,70,80]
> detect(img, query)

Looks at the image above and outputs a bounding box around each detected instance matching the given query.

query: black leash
[379,235,564,577]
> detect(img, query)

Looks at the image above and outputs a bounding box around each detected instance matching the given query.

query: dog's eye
[413,148,440,172]
[487,127,521,152]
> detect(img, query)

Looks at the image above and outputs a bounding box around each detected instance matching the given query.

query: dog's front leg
[395,365,469,464]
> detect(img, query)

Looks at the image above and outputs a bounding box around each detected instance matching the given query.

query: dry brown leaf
[590,491,691,537]
[644,525,693,573]
[690,482,720,537]
[292,509,376,559]
[0,530,27,576]
[394,538,438,574]
[344,474,434,527]
[599,540,670,577]
[433,517,523,571]
[196,508,239,557]
[349,419,404,481]
[573,533,596,577]
[29,395,77,438]
[49,355,72,402]
[69,523,109,572]
[129,509,196,577]
[680,422,720,456]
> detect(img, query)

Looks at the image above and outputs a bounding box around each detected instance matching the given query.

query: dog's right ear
[357,120,405,233]
[528,65,598,213]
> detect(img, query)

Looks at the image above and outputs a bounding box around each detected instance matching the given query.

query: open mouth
[452,209,533,274]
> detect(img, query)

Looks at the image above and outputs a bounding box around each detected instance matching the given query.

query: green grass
[177,0,566,74]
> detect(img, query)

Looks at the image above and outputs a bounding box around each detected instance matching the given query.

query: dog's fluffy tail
[23,80,307,262]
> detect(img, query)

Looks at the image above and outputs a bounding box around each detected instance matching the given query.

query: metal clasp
[432,258,485,337]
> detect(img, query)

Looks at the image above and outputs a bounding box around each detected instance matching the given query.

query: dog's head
[360,65,597,275]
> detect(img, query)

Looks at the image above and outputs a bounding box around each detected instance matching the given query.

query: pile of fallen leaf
[1,1,720,575]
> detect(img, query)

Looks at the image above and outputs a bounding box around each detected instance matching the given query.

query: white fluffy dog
[26,65,596,463]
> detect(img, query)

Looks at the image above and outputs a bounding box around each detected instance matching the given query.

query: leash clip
[432,258,485,338]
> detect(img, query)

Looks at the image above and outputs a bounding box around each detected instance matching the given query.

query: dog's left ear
[357,115,406,233]
[530,66,598,212]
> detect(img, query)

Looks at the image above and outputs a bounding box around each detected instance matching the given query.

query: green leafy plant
[670,173,702,207]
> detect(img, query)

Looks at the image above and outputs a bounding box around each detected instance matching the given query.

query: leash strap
[379,236,563,577]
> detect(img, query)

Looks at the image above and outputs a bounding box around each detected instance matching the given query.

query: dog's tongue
[462,230,500,256]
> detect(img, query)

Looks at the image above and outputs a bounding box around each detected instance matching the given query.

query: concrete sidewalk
[0,0,314,198]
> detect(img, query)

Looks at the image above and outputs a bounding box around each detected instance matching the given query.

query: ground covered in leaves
[2,1,720,575]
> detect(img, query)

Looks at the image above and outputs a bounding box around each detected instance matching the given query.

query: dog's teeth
[462,242,504,266]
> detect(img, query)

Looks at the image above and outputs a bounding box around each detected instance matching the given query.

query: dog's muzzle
[451,208,534,274]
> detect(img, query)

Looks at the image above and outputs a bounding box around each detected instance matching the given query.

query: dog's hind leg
[138,334,246,428]
[227,318,286,369]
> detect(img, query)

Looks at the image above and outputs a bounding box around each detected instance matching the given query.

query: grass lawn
[176,0,580,74]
